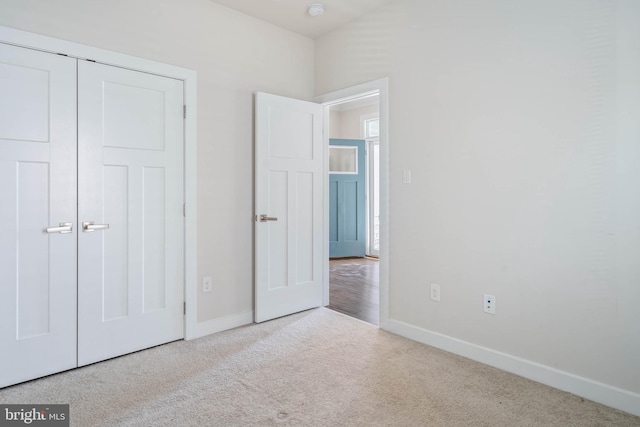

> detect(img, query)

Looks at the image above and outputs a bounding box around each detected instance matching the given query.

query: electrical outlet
[202,276,213,293]
[483,294,496,314]
[430,283,440,302]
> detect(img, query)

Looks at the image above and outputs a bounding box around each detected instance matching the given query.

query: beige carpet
[1,308,638,426]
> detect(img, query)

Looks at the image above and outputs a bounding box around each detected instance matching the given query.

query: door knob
[44,222,73,234]
[82,221,110,232]
[259,214,278,222]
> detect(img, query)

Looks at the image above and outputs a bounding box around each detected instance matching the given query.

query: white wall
[0,0,315,326]
[329,109,341,139]
[316,0,640,408]
[330,104,379,139]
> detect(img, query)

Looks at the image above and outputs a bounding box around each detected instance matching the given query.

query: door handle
[82,221,110,232]
[259,214,278,222]
[44,222,73,234]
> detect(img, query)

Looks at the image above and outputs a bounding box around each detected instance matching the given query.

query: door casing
[0,25,199,340]
[316,78,390,329]
[366,140,380,257]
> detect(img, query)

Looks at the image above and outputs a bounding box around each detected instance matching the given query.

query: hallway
[328,258,379,325]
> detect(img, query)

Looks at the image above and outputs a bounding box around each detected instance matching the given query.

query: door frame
[315,78,389,328]
[366,140,380,257]
[360,112,381,257]
[0,25,199,339]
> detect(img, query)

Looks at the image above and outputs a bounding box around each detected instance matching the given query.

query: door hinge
[183,203,186,217]
[184,301,186,315]
[183,105,187,119]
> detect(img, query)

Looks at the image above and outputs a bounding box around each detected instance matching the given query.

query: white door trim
[315,78,390,328]
[366,140,380,257]
[0,25,199,340]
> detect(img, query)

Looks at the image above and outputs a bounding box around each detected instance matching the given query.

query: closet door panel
[0,43,77,387]
[77,61,184,366]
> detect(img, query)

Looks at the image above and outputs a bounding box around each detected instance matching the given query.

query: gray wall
[316,0,640,397]
[330,104,379,139]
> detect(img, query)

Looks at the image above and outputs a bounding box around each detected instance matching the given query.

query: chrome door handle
[82,221,110,232]
[259,214,278,222]
[44,222,73,234]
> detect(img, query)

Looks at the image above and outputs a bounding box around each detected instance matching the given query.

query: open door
[254,92,324,323]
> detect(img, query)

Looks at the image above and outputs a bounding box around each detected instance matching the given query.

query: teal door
[329,139,366,258]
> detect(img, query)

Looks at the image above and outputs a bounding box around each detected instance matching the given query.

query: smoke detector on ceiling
[308,3,325,17]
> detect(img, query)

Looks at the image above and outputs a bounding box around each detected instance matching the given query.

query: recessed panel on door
[103,82,165,151]
[267,170,288,290]
[295,172,314,285]
[0,43,77,388]
[0,61,49,142]
[103,165,129,321]
[143,166,167,313]
[268,106,314,160]
[17,163,51,338]
[77,61,184,366]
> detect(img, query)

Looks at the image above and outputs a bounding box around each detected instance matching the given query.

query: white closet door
[77,61,184,366]
[0,43,77,387]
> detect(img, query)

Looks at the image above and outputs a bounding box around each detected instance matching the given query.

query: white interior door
[254,92,324,323]
[77,61,184,366]
[0,43,78,387]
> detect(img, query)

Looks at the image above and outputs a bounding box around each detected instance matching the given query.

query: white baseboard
[384,319,640,417]
[190,311,254,340]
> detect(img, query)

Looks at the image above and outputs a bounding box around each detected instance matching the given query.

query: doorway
[254,78,389,329]
[325,93,380,325]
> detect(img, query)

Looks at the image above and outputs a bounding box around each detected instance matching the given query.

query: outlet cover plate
[483,294,496,314]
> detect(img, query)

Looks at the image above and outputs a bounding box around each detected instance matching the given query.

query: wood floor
[328,257,379,325]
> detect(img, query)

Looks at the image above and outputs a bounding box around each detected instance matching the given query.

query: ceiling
[208,0,395,39]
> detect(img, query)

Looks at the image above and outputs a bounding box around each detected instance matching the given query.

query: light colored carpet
[1,308,638,426]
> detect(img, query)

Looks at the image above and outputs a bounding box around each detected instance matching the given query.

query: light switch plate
[430,283,440,302]
[203,276,213,293]
[402,169,412,184]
